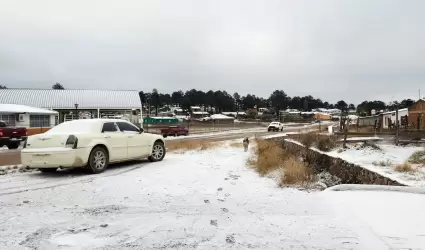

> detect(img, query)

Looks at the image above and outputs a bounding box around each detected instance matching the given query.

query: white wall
[15,113,57,128]
[382,114,392,129]
[391,109,408,124]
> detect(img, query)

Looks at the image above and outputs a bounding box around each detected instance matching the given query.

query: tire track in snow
[0,163,147,196]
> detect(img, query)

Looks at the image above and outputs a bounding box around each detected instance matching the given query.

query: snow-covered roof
[192,111,209,115]
[148,116,178,119]
[381,108,409,115]
[0,89,141,109]
[210,114,234,120]
[222,112,247,116]
[0,104,58,115]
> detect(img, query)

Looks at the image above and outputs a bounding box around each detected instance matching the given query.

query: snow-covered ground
[284,137,425,187]
[326,143,425,187]
[1,141,424,249]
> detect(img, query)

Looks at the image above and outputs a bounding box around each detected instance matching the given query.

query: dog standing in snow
[243,137,249,152]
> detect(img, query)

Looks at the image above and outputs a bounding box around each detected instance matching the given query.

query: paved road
[0,124,320,166]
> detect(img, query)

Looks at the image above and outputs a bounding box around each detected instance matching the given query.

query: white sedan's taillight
[65,135,78,149]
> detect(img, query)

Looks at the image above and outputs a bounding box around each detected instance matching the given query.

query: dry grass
[298,132,318,148]
[295,132,337,152]
[394,163,416,173]
[166,139,218,152]
[229,141,244,148]
[372,159,392,167]
[250,139,288,175]
[248,139,313,187]
[278,157,314,186]
[407,151,425,165]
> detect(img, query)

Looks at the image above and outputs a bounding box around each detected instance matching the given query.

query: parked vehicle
[0,121,27,149]
[267,121,284,132]
[21,119,166,174]
[160,125,189,138]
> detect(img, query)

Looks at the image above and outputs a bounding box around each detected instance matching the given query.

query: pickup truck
[160,125,189,138]
[267,121,284,132]
[0,121,27,149]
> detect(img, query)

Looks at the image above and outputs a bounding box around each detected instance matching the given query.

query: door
[116,121,150,158]
[101,122,128,162]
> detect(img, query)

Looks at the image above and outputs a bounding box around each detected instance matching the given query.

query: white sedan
[21,119,166,174]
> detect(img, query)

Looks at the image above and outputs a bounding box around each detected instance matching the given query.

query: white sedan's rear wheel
[148,141,166,162]
[87,146,109,174]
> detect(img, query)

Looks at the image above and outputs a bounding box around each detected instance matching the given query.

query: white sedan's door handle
[104,135,111,138]
[128,136,134,138]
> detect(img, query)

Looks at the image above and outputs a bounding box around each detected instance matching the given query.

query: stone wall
[266,137,405,186]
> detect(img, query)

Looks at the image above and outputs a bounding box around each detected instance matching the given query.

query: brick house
[408,100,425,129]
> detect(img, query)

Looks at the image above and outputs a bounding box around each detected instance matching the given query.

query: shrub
[359,141,382,151]
[372,159,392,167]
[316,136,337,152]
[407,151,425,165]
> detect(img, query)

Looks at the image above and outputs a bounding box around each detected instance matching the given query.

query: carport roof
[0,89,142,109]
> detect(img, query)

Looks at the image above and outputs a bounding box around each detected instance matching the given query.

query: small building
[191,111,209,119]
[381,108,408,129]
[358,115,380,127]
[408,100,425,129]
[0,89,143,125]
[314,112,332,121]
[0,104,58,135]
[279,111,314,123]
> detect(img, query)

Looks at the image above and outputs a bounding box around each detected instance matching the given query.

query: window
[29,115,50,128]
[117,122,140,132]
[102,122,118,132]
[0,114,16,126]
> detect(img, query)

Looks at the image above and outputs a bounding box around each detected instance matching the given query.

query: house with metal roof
[0,104,58,135]
[0,89,143,125]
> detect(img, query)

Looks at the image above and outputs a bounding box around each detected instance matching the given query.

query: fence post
[343,119,348,148]
[395,108,399,146]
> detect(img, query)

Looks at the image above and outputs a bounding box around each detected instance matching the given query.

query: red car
[0,121,28,149]
[160,125,189,138]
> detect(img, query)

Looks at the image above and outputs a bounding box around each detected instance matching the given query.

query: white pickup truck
[267,121,283,132]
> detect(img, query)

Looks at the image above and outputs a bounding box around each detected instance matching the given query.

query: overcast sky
[0,0,424,104]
